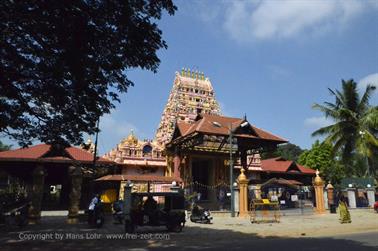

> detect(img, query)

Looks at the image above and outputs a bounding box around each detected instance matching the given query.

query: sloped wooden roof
[261,157,316,175]
[0,144,113,164]
[173,114,287,148]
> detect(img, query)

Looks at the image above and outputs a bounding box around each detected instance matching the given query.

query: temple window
[142,145,152,157]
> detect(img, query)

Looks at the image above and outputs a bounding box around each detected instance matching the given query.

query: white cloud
[359,73,378,92]
[304,116,333,128]
[222,0,377,42]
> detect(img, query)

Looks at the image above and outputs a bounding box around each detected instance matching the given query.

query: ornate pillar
[67,165,83,224]
[28,165,45,224]
[173,152,181,179]
[326,182,334,208]
[313,170,325,214]
[165,156,173,177]
[238,169,249,217]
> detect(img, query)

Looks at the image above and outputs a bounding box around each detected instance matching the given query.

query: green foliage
[0,140,11,151]
[298,140,346,184]
[0,1,176,147]
[261,143,304,161]
[312,79,378,176]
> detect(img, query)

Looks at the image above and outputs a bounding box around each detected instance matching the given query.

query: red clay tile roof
[176,122,192,136]
[261,157,315,175]
[0,144,50,159]
[0,144,113,164]
[96,174,182,183]
[176,114,287,143]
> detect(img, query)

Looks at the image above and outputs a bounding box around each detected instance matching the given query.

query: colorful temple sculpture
[155,68,221,146]
[103,130,165,173]
[101,130,173,194]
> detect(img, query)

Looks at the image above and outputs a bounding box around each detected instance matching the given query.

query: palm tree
[312,79,378,176]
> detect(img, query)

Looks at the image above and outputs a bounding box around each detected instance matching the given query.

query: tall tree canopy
[261,143,304,161]
[312,79,378,175]
[0,0,176,146]
[298,140,345,184]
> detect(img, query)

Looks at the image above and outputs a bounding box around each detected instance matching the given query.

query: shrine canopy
[167,114,287,154]
[0,144,113,165]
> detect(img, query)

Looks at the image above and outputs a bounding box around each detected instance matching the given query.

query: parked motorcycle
[1,201,29,227]
[190,204,212,224]
[112,200,124,224]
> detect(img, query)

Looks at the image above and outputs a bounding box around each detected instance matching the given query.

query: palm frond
[312,103,338,119]
[361,106,378,130]
[358,85,376,114]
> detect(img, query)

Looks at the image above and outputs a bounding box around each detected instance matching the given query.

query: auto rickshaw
[123,190,186,233]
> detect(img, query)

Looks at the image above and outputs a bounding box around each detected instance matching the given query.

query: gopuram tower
[155,68,221,146]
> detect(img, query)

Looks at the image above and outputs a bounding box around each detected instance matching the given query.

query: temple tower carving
[155,68,221,145]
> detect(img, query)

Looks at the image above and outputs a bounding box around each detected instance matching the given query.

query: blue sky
[3,0,378,154]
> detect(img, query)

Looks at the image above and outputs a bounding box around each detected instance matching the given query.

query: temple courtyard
[1,209,377,251]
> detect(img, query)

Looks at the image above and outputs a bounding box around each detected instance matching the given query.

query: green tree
[261,143,304,161]
[0,1,176,146]
[298,140,345,184]
[312,79,378,175]
[0,140,11,151]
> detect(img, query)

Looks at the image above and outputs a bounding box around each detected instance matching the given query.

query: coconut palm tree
[312,79,378,176]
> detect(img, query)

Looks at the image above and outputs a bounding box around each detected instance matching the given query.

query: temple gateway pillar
[366,188,375,207]
[238,169,249,217]
[67,165,83,224]
[313,170,325,214]
[28,165,45,224]
[347,188,356,209]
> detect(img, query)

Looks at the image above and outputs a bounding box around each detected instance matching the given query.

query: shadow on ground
[0,216,376,251]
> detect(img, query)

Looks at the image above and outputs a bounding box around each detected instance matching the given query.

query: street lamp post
[229,124,235,217]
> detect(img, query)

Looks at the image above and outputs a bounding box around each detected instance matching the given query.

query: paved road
[1,224,377,251]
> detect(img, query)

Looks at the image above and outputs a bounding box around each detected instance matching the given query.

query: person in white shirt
[88,194,100,225]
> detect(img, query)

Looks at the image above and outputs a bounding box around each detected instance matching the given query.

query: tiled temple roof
[177,114,287,143]
[0,144,112,164]
[261,157,316,175]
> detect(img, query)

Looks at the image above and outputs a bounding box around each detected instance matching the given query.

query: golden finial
[238,168,247,182]
[313,169,324,186]
[181,68,184,76]
[187,68,190,77]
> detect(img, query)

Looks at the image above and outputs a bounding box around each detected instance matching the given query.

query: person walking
[338,194,351,224]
